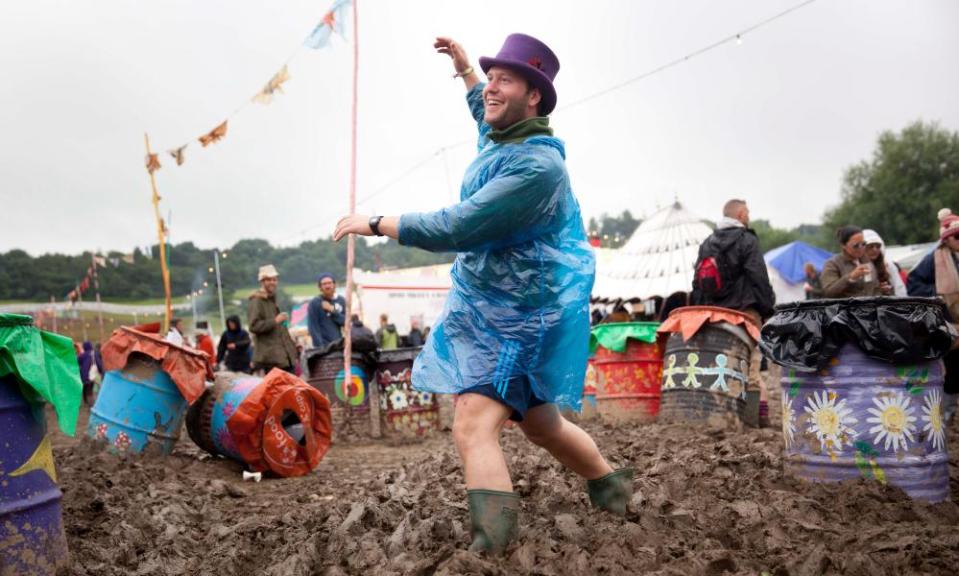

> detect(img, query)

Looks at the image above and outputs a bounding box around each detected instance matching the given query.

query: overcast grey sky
[1,0,957,256]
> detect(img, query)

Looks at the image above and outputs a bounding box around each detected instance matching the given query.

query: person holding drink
[820,226,883,298]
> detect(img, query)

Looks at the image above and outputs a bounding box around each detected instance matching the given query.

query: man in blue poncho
[334,34,633,553]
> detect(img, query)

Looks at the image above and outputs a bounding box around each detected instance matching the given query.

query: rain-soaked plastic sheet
[759,297,956,372]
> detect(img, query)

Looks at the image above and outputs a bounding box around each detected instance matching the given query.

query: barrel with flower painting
[88,327,213,455]
[589,322,664,422]
[375,347,439,436]
[185,370,332,477]
[656,307,761,427]
[761,297,954,502]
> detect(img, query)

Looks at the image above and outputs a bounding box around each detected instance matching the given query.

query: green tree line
[0,238,455,302]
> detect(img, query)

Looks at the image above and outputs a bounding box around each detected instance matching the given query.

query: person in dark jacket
[217,315,252,373]
[907,208,959,424]
[349,314,375,342]
[407,318,425,347]
[307,273,346,348]
[691,199,775,427]
[78,341,101,405]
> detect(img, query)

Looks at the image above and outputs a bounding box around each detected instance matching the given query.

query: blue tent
[764,241,833,284]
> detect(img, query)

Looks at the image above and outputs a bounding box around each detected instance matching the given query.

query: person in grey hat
[247,264,297,374]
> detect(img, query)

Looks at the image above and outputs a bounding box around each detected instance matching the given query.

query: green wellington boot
[587,468,635,516]
[467,489,520,554]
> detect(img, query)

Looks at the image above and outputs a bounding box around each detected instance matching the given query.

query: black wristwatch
[369,215,384,236]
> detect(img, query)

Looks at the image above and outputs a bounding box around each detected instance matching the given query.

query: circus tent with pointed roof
[592,201,713,303]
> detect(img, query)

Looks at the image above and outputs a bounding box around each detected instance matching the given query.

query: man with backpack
[691,199,775,427]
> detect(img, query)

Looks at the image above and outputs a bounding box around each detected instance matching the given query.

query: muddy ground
[52,388,959,576]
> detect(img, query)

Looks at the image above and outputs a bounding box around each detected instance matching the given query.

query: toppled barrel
[656,306,761,427]
[0,313,81,576]
[760,297,955,502]
[588,322,664,423]
[186,369,332,477]
[89,327,212,455]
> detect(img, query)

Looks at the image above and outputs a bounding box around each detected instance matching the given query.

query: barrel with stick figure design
[657,307,759,427]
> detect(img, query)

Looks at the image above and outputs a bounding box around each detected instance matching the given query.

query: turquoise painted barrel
[781,344,950,502]
[87,353,188,455]
[0,375,69,575]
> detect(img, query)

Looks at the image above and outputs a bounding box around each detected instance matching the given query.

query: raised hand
[434,37,472,75]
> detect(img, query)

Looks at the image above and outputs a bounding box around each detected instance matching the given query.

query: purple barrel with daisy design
[779,343,949,502]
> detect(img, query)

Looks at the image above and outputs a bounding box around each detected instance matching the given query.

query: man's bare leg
[452,393,514,490]
[518,403,612,479]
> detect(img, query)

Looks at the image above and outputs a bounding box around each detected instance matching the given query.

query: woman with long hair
[862,229,906,296]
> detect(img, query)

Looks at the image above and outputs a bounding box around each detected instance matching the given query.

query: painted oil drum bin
[88,354,187,454]
[375,347,439,436]
[91,326,212,455]
[761,297,955,502]
[657,307,760,426]
[589,322,664,422]
[186,370,332,477]
[305,348,374,436]
[0,377,69,576]
[779,344,949,501]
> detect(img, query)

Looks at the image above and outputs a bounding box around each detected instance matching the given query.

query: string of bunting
[144,0,352,175]
[277,0,821,246]
[66,257,105,302]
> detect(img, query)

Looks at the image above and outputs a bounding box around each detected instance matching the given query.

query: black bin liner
[759,297,956,372]
[303,332,379,376]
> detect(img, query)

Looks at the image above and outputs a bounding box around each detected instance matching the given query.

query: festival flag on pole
[304,0,351,49]
[145,153,161,173]
[252,65,291,105]
[199,120,228,147]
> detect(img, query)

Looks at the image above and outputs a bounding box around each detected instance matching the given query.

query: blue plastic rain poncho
[398,84,594,410]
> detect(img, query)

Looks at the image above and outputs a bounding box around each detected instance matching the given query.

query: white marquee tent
[592,201,713,301]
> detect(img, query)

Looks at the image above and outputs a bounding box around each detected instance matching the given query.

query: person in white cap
[247,264,298,374]
[862,229,907,296]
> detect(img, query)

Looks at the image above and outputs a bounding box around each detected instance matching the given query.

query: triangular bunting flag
[169,145,187,166]
[253,65,291,105]
[145,153,161,173]
[304,0,351,49]
[199,121,228,147]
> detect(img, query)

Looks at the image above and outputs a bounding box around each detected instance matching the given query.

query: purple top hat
[479,33,559,115]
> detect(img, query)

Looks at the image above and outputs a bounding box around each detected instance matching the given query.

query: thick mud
[51,400,959,576]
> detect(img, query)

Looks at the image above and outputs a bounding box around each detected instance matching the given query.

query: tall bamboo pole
[342,0,380,437]
[144,133,173,332]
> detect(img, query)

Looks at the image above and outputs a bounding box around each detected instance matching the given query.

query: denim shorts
[461,376,547,422]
